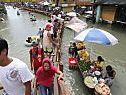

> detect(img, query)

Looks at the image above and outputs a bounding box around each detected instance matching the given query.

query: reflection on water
[0,6,126,95]
[0,6,49,63]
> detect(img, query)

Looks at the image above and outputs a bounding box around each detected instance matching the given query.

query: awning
[97,0,126,5]
[65,17,88,32]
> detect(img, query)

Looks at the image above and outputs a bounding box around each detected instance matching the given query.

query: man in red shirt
[29,42,44,74]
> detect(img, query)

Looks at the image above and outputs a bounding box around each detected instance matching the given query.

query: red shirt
[30,47,43,70]
[36,66,58,87]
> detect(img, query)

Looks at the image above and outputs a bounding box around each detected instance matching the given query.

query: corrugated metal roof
[97,0,126,5]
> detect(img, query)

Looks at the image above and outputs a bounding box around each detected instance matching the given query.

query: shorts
[43,47,53,54]
[40,35,43,38]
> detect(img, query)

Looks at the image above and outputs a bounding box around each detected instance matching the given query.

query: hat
[32,41,38,46]
[70,41,73,43]
[46,24,52,28]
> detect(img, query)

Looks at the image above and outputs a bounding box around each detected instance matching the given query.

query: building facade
[0,0,35,2]
[96,0,126,24]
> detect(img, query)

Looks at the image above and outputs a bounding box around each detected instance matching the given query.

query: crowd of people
[0,10,64,95]
[68,41,116,95]
[0,3,117,95]
[29,11,64,95]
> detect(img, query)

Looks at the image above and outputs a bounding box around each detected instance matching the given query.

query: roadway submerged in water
[0,5,126,95]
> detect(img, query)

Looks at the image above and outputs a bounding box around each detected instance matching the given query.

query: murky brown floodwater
[0,6,126,95]
[62,19,126,95]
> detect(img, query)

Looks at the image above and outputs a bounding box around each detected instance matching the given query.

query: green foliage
[0,5,7,14]
[79,60,91,72]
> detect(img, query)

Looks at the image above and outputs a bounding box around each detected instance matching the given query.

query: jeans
[38,85,53,95]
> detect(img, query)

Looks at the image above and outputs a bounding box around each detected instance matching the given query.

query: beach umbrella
[43,1,50,5]
[74,27,118,59]
[39,1,50,5]
[74,28,118,46]
[66,12,77,17]
[85,11,93,14]
[38,1,44,5]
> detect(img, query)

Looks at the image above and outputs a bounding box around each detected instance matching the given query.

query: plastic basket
[68,57,78,65]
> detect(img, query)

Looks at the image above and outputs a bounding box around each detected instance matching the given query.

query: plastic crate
[68,57,78,69]
[68,57,78,65]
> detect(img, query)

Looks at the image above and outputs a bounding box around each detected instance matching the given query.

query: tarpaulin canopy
[65,17,88,32]
[97,0,126,5]
[66,12,77,17]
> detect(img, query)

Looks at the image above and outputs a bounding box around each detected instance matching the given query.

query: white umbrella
[81,6,86,8]
[74,27,118,59]
[39,1,50,5]
[66,12,77,17]
[85,11,93,14]
[74,28,118,46]
[38,1,44,5]
[43,1,50,5]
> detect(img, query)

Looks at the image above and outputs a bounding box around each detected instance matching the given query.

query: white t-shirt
[43,30,52,49]
[0,57,34,95]
[51,15,57,24]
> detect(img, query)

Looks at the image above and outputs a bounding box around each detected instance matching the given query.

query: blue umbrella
[74,28,118,46]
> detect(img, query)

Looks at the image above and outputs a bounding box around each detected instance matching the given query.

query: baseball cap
[46,24,53,28]
[32,41,38,46]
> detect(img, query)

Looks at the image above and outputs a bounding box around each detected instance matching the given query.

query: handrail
[55,22,71,95]
[1,6,71,95]
[22,7,51,16]
[23,7,71,95]
[58,79,71,95]
[53,62,71,95]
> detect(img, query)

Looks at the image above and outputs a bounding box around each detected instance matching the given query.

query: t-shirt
[37,30,43,38]
[29,47,43,71]
[0,57,34,95]
[43,30,53,49]
[96,61,104,68]
[78,50,89,60]
[36,66,58,87]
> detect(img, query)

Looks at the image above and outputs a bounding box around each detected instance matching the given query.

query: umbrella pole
[90,43,93,61]
[74,31,75,37]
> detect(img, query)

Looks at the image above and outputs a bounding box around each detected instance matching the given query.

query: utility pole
[56,0,59,7]
[92,0,96,24]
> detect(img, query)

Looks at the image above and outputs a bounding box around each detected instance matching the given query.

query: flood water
[0,6,126,95]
